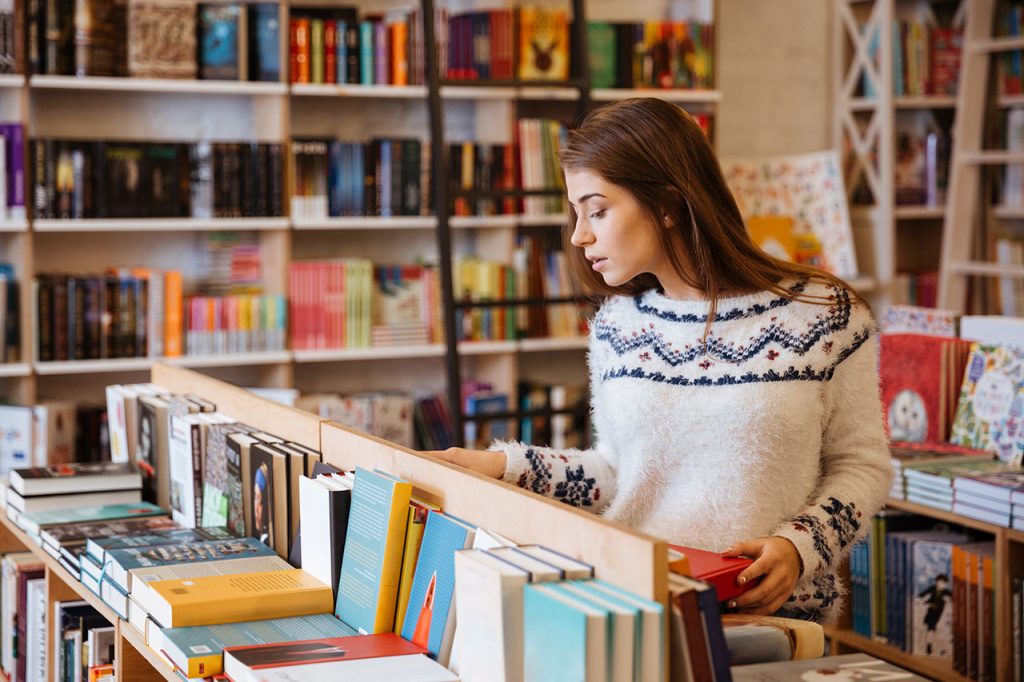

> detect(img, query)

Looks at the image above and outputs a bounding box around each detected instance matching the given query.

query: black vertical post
[572,0,591,116]
[422,0,464,447]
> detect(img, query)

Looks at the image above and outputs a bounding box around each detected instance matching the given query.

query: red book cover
[224,633,424,670]
[668,544,754,603]
[880,334,951,444]
[324,21,337,85]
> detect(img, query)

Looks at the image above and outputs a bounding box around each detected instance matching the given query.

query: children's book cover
[910,539,955,660]
[950,344,1024,465]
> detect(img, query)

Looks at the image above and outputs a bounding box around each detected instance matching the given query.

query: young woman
[428,98,892,624]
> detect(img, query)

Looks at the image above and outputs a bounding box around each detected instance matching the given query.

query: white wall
[716,0,832,158]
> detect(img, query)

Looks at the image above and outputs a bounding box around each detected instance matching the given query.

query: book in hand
[399,511,476,666]
[103,535,276,593]
[10,462,142,496]
[159,613,357,679]
[138,569,333,629]
[335,467,412,634]
[730,652,928,680]
[668,543,754,603]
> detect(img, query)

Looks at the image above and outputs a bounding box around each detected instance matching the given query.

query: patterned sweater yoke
[492,278,893,623]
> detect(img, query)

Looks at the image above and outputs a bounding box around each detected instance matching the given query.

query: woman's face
[566,170,670,289]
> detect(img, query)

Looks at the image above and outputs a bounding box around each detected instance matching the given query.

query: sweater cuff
[488,440,526,486]
[772,520,827,579]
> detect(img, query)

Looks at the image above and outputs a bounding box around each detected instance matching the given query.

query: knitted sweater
[492,278,892,623]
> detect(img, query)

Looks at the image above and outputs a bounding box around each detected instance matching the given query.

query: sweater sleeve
[770,328,893,614]
[487,326,619,513]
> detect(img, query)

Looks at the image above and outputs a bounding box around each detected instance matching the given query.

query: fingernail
[723,547,734,553]
[727,600,737,609]
[738,576,747,585]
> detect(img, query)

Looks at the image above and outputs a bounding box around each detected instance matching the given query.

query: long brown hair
[560,98,860,331]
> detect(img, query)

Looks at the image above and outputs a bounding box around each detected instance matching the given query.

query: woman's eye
[589,209,606,219]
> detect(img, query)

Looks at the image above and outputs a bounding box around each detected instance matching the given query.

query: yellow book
[141,569,333,628]
[394,497,442,634]
[747,215,797,262]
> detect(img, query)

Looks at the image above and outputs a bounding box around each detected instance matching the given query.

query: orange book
[390,19,408,86]
[292,18,311,84]
[164,270,183,357]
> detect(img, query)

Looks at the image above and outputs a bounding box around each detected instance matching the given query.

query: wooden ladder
[938,0,1024,310]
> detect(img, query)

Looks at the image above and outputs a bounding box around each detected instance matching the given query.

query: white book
[147,270,164,358]
[127,596,148,636]
[557,582,635,682]
[516,545,593,580]
[959,316,1024,350]
[226,653,458,682]
[25,578,45,682]
[1007,108,1024,207]
[996,239,1018,317]
[168,413,204,528]
[51,599,88,682]
[128,554,291,610]
[451,548,529,682]
[31,401,77,467]
[88,626,115,668]
[299,475,343,593]
[7,488,141,514]
[486,546,564,582]
[0,405,32,475]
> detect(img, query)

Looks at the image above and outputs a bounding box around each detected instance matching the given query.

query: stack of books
[6,462,144,525]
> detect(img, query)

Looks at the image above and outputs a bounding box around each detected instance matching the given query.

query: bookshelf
[828,497,1023,682]
[834,0,968,309]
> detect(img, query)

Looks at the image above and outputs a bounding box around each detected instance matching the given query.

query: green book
[310,19,325,84]
[587,22,617,89]
[160,613,357,678]
[20,502,165,537]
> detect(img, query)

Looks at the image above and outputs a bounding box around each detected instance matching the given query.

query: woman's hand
[422,447,507,479]
[722,536,803,615]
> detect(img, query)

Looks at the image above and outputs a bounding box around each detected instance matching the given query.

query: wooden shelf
[33,217,289,232]
[517,337,588,352]
[590,88,721,104]
[449,214,565,229]
[960,151,1024,164]
[117,620,177,682]
[894,95,958,109]
[973,36,1024,54]
[290,83,427,98]
[0,219,28,232]
[29,75,287,95]
[992,204,1024,219]
[885,498,1003,534]
[35,353,289,375]
[894,205,945,219]
[293,345,446,362]
[440,84,580,100]
[827,629,971,682]
[458,340,519,355]
[949,260,1024,278]
[0,74,24,88]
[847,275,877,293]
[291,216,437,231]
[0,363,31,378]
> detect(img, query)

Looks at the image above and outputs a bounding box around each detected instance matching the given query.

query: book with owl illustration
[517,7,568,81]
[881,334,954,444]
[950,344,1024,465]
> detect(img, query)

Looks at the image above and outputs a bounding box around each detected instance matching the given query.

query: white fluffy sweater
[493,278,892,622]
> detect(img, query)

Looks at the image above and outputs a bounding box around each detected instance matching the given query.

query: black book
[344,22,359,84]
[35,274,54,362]
[117,276,135,358]
[82,277,102,360]
[67,276,85,360]
[90,141,107,218]
[100,275,117,358]
[363,140,379,215]
[390,138,403,217]
[133,276,147,357]
[4,279,18,363]
[249,142,265,217]
[238,141,253,217]
[104,143,145,217]
[52,273,68,361]
[144,143,185,218]
[267,143,284,216]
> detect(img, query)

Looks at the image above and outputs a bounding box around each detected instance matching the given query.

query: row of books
[440,7,568,82]
[291,138,430,220]
[289,260,441,351]
[847,516,995,679]
[894,123,949,206]
[449,141,518,217]
[34,270,184,362]
[0,122,26,222]
[290,7,425,86]
[0,1,14,75]
[588,20,715,90]
[30,2,280,82]
[33,140,286,220]
[1003,109,1024,208]
[862,21,961,98]
[0,263,19,363]
[892,270,939,309]
[184,294,288,356]
[997,5,1024,96]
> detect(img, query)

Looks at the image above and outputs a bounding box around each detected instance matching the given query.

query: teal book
[570,579,663,682]
[524,583,608,682]
[400,512,475,665]
[104,536,275,593]
[553,582,634,682]
[359,21,374,85]
[85,526,236,565]
[21,501,165,536]
[161,613,358,678]
[586,22,617,89]
[335,467,412,635]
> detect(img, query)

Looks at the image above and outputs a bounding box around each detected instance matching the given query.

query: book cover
[731,653,928,680]
[161,613,357,678]
[104,536,275,593]
[143,569,333,629]
[224,633,422,672]
[523,582,607,682]
[127,1,197,79]
[335,467,412,635]
[10,461,140,496]
[950,344,1024,464]
[201,422,243,529]
[227,653,456,682]
[880,305,960,337]
[400,511,476,665]
[137,395,171,508]
[881,334,954,443]
[394,497,439,635]
[668,543,754,603]
[40,515,175,552]
[0,405,32,475]
[20,501,165,537]
[298,473,351,600]
[746,215,797,262]
[911,539,956,659]
[517,6,568,80]
[87,525,235,565]
[250,442,288,554]
[198,4,241,80]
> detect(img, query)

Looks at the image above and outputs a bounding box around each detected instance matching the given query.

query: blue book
[162,613,357,678]
[352,144,365,215]
[250,4,281,82]
[335,467,412,634]
[328,140,344,217]
[199,5,241,80]
[524,583,608,682]
[552,582,632,682]
[103,536,275,593]
[379,140,392,217]
[20,501,165,537]
[400,512,475,665]
[336,20,348,84]
[85,526,236,565]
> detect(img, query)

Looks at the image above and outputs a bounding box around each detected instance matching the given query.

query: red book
[223,634,424,672]
[324,21,337,84]
[668,544,754,603]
